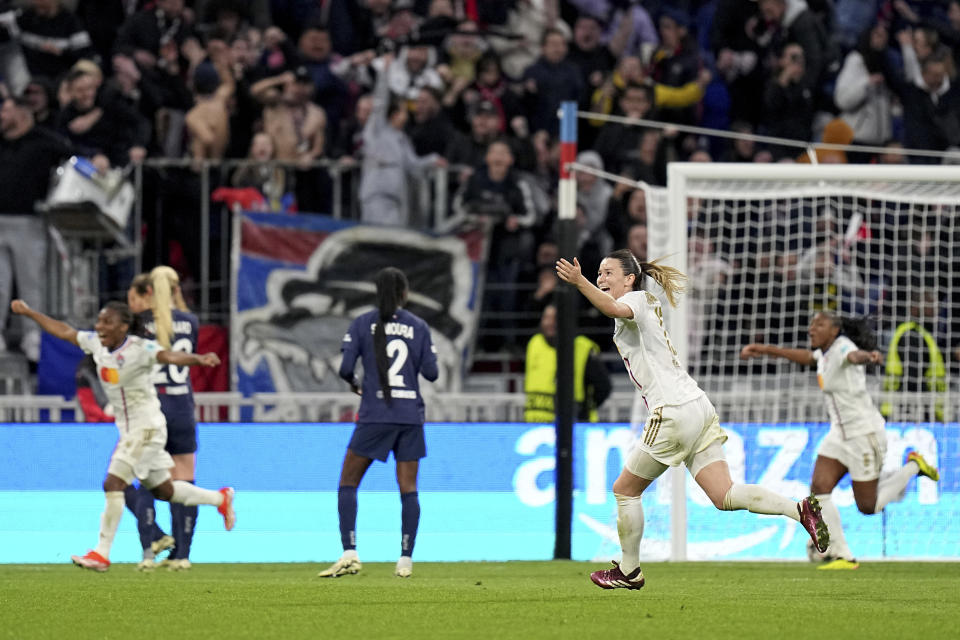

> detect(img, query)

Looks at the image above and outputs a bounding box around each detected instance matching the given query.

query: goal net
[648,163,960,426]
[596,164,960,562]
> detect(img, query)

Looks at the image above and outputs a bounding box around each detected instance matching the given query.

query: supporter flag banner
[233,212,487,404]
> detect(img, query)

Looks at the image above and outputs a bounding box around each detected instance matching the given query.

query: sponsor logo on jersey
[100,367,119,384]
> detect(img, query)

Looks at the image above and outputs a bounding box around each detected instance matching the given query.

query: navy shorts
[163,412,198,455]
[160,396,197,455]
[348,422,426,462]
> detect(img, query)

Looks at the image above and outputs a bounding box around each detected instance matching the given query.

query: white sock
[816,493,853,560]
[722,483,800,522]
[170,480,223,507]
[614,493,645,575]
[93,491,125,559]
[874,461,919,512]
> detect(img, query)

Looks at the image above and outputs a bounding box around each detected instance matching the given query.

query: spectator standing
[835,24,894,148]
[408,86,453,157]
[763,43,815,158]
[453,139,536,349]
[57,65,148,167]
[521,28,583,135]
[359,53,445,227]
[0,97,71,360]
[15,0,94,81]
[883,47,960,160]
[252,66,329,212]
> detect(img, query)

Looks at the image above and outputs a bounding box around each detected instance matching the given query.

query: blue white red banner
[233,212,488,399]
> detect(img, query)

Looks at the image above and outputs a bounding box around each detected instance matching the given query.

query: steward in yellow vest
[524,304,611,422]
[881,321,946,421]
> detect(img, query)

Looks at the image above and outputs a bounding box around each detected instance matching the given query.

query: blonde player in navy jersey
[10,299,235,572]
[741,312,940,569]
[125,266,202,570]
[557,250,829,590]
[318,267,438,579]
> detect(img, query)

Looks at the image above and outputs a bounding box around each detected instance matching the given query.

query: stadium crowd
[0,0,959,362]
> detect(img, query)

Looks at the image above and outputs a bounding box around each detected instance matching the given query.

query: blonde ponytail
[149,266,178,348]
[640,257,687,308]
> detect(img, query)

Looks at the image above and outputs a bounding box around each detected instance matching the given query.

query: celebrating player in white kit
[556,250,829,590]
[10,299,236,572]
[741,312,939,569]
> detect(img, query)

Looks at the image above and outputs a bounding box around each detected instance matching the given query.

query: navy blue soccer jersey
[340,308,439,425]
[137,308,199,417]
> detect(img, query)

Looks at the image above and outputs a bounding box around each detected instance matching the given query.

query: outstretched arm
[556,258,633,319]
[740,343,815,366]
[847,349,883,366]
[10,300,78,346]
[157,351,221,367]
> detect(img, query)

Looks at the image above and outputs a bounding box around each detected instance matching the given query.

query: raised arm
[847,349,883,366]
[157,351,220,367]
[740,343,815,366]
[556,258,633,319]
[10,300,78,346]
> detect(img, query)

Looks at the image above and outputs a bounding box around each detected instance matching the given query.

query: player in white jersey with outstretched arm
[556,249,829,590]
[10,299,236,572]
[741,312,939,569]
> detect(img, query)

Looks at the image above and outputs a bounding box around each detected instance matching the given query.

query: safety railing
[0,390,953,424]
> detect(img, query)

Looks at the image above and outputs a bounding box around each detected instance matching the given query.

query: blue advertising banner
[0,422,955,563]
[233,213,488,403]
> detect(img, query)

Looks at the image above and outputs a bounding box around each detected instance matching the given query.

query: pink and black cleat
[798,494,830,553]
[590,562,645,590]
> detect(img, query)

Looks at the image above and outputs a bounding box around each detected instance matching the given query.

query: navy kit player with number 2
[318,267,438,579]
[126,266,203,570]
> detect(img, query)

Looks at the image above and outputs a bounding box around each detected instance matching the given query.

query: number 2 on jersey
[386,339,408,388]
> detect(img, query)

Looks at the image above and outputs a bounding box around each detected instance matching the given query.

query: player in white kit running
[556,250,829,590]
[10,299,236,572]
[741,312,939,569]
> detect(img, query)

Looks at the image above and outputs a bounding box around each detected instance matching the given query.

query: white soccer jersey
[613,290,703,408]
[77,331,166,431]
[813,335,884,439]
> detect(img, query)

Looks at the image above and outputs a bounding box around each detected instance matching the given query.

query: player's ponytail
[607,249,687,308]
[640,258,687,308]
[373,267,409,405]
[831,313,878,351]
[149,265,179,349]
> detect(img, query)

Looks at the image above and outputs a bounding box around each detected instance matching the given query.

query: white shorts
[107,412,174,488]
[818,428,887,482]
[626,394,728,479]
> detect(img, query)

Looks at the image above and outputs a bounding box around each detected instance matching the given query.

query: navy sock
[400,491,420,558]
[169,481,198,560]
[125,483,165,551]
[338,486,358,551]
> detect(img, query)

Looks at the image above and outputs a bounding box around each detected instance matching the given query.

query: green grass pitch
[2,562,959,639]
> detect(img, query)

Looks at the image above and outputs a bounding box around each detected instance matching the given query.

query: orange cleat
[71,550,110,572]
[217,487,236,531]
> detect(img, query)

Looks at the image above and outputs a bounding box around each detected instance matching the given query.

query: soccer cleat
[818,558,859,570]
[395,556,412,578]
[590,561,645,590]
[798,494,830,553]
[907,451,939,482]
[167,558,192,571]
[136,558,157,572]
[217,487,236,531]
[318,551,362,578]
[150,534,175,557]
[71,550,110,572]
